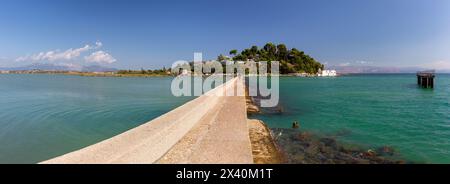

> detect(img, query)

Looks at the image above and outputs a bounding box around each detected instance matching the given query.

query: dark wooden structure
[417,70,435,88]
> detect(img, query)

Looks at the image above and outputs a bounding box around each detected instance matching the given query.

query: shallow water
[254,74,450,163]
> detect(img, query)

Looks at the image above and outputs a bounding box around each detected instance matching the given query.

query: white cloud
[15,42,103,62]
[95,41,103,48]
[84,51,116,64]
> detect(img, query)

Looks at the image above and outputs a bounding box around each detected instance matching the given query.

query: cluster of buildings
[293,69,337,77]
[318,69,337,77]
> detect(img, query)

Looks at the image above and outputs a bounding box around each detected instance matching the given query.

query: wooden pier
[417,70,435,88]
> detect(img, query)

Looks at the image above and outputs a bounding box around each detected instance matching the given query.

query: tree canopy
[229,50,238,56]
[117,67,170,76]
[226,43,324,74]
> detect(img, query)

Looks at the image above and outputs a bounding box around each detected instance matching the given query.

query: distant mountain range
[328,66,450,74]
[0,63,118,72]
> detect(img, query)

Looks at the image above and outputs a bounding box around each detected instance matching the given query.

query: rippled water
[0,74,194,163]
[254,74,450,163]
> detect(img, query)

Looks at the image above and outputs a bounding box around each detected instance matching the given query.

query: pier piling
[417,70,435,88]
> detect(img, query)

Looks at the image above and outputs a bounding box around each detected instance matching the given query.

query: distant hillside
[329,66,428,74]
[81,65,118,72]
[0,63,117,72]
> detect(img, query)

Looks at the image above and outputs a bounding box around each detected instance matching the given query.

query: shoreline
[1,72,173,78]
[247,119,285,164]
[245,84,285,164]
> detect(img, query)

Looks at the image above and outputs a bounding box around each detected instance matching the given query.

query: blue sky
[0,0,449,70]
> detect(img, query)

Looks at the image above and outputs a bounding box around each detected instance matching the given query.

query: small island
[218,42,324,75]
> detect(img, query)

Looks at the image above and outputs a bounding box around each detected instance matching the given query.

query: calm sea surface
[0,74,449,163]
[255,74,450,163]
[0,74,194,163]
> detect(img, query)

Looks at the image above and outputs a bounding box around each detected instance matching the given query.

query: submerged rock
[271,128,406,164]
[362,149,377,158]
[377,146,396,156]
[297,132,312,141]
[331,129,352,137]
[320,137,338,149]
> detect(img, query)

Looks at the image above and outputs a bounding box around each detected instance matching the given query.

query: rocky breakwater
[245,85,284,164]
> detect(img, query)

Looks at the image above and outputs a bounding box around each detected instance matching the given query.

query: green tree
[277,44,288,60]
[229,50,238,56]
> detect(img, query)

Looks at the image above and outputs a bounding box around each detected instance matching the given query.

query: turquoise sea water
[254,74,450,163]
[0,74,194,163]
[1,74,449,163]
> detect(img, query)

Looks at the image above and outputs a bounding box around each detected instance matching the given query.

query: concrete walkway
[158,78,252,163]
[42,77,253,164]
